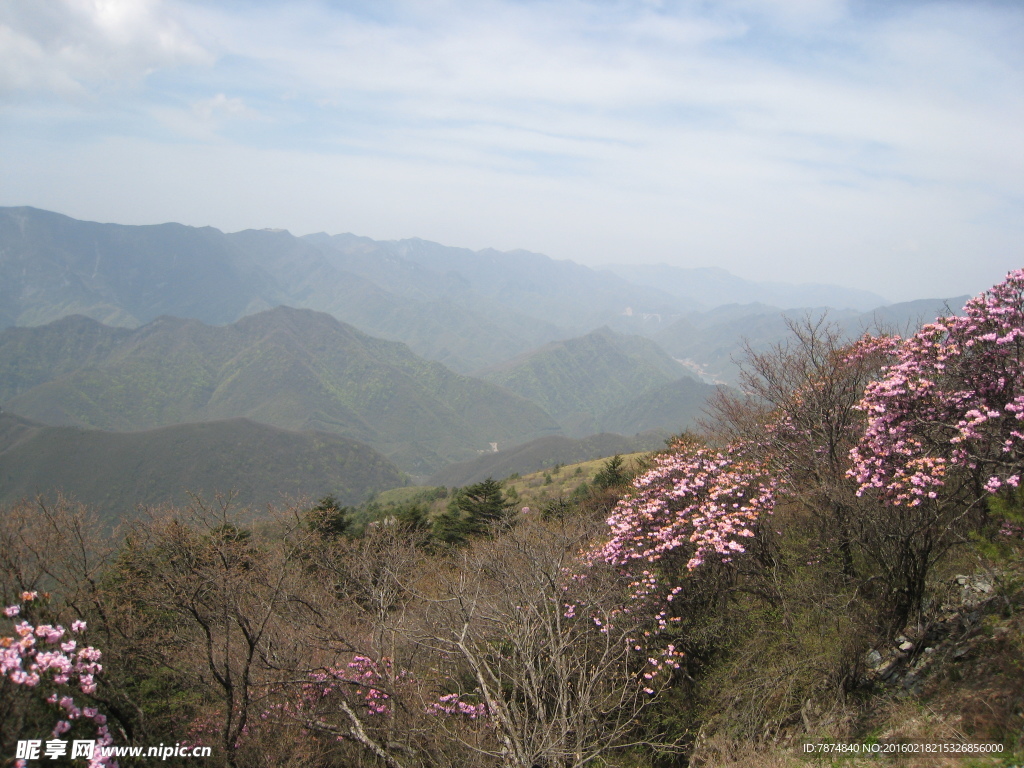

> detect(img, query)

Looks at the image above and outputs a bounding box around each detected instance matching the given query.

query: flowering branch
[2,592,115,767]
[850,269,1024,505]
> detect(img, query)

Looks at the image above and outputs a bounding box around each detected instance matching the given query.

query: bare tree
[416,515,677,768]
[0,495,115,612]
[110,496,352,766]
[291,519,448,768]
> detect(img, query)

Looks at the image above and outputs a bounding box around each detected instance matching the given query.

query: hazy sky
[1,0,1021,302]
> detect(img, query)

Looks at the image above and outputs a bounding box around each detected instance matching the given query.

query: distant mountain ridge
[0,207,674,372]
[0,308,559,474]
[1,207,908,377]
[599,263,890,311]
[476,326,718,437]
[306,234,682,331]
[0,412,402,523]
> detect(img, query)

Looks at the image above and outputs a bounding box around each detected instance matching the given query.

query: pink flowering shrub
[595,442,777,575]
[850,269,1024,506]
[428,692,488,719]
[589,441,776,684]
[301,656,486,722]
[259,654,412,740]
[306,656,396,716]
[1,592,115,767]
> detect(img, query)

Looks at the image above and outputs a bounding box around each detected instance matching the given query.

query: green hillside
[476,326,697,435]
[598,375,721,435]
[0,315,132,401]
[0,413,402,524]
[0,307,560,474]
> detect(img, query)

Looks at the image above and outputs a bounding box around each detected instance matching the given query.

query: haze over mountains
[477,327,712,437]
[652,297,970,385]
[0,206,971,516]
[2,206,905,371]
[600,263,889,312]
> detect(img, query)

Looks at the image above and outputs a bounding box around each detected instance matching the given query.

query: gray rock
[878,660,900,680]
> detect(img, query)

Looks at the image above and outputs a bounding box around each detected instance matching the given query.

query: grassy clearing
[502,451,650,511]
[364,450,652,522]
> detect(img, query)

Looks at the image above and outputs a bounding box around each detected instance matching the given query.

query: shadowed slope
[0,412,403,523]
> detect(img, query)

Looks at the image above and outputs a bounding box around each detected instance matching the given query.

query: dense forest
[2,270,1023,768]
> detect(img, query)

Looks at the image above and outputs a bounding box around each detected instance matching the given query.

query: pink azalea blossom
[586,440,772,684]
[3,602,114,765]
[849,269,1024,504]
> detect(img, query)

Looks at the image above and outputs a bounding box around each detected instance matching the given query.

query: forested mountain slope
[0,307,559,474]
[0,412,402,521]
[598,375,720,435]
[476,326,714,436]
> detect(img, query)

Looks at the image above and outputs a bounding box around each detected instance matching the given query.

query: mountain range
[0,308,558,475]
[0,206,972,515]
[0,206,902,374]
[2,206,669,372]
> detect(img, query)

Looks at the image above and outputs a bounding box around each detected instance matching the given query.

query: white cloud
[2,0,1021,302]
[0,0,211,97]
[192,93,254,121]
[720,0,849,30]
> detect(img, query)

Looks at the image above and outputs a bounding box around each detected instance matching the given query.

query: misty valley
[0,206,965,516]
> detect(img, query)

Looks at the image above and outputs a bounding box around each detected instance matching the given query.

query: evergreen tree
[593,454,630,490]
[305,494,352,538]
[394,502,431,532]
[456,477,516,534]
[434,478,517,543]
